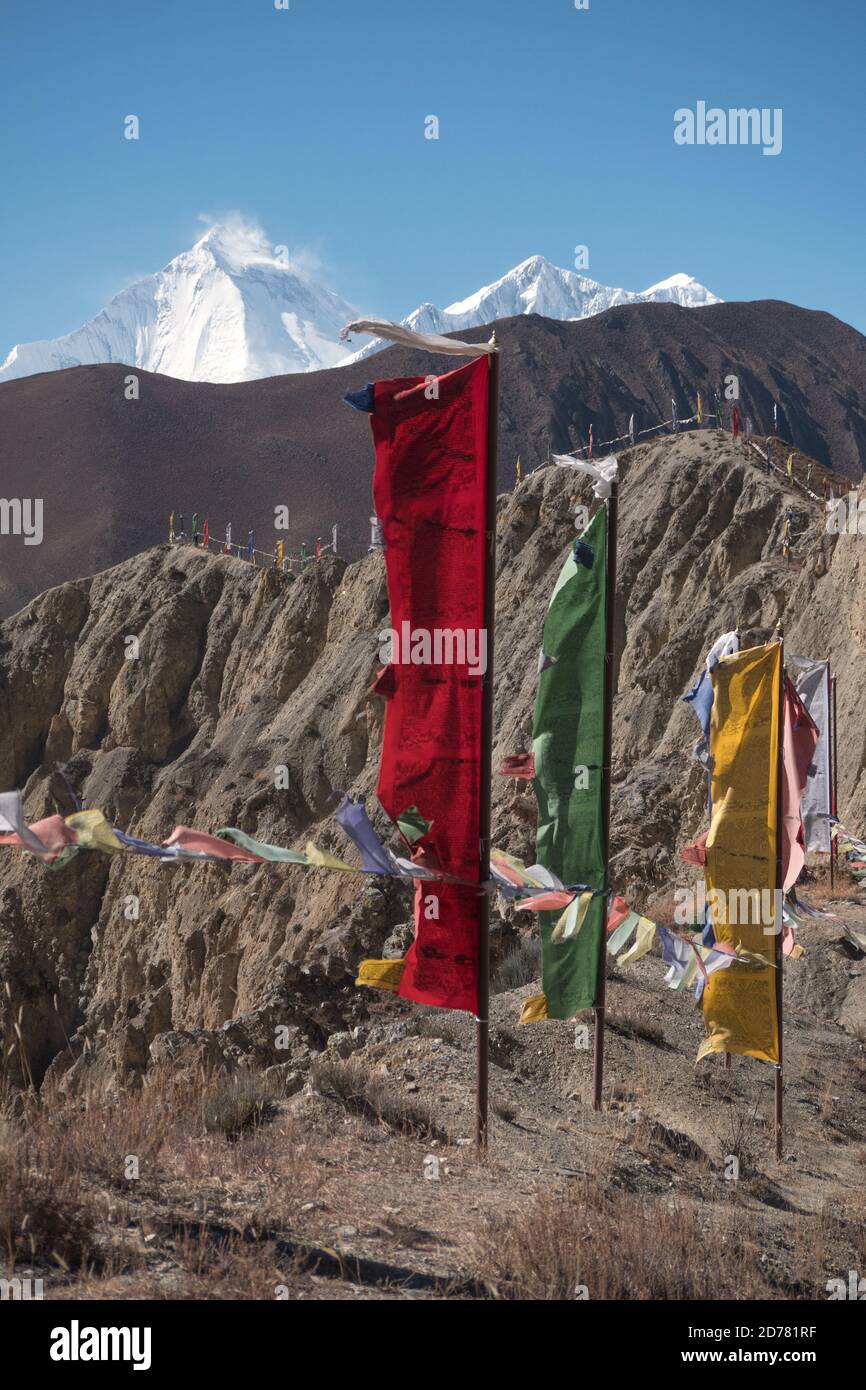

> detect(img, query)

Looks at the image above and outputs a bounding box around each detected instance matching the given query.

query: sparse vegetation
[607,1010,666,1047]
[712,1083,764,1180]
[311,1055,451,1143]
[494,936,540,992]
[419,1011,466,1045]
[471,1183,777,1300]
[0,1130,98,1272]
[201,1069,277,1138]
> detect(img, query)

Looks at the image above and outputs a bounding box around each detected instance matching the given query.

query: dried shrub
[311,1056,450,1142]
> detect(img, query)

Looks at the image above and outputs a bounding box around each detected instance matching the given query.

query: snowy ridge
[340,256,720,364]
[1,231,720,384]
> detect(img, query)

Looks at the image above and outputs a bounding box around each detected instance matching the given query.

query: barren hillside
[1,428,864,1097]
[2,429,866,1300]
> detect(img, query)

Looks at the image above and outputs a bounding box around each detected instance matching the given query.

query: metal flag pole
[593,475,619,1112]
[830,673,838,889]
[476,333,500,1152]
[774,624,785,1161]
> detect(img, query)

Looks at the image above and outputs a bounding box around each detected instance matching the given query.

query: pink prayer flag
[680,832,708,866]
[163,826,265,862]
[516,890,576,913]
[0,814,77,862]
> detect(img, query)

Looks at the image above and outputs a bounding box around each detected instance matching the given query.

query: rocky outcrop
[1,430,864,1091]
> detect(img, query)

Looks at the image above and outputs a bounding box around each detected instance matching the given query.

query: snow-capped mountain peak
[639,271,714,302]
[0,220,360,385]
[1,231,721,385]
[340,256,721,364]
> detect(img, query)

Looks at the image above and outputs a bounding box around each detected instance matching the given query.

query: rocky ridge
[1,430,864,1094]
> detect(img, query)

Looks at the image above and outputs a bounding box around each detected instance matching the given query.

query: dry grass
[494,936,540,992]
[201,1070,278,1138]
[0,1063,321,1284]
[0,1129,99,1273]
[418,1011,466,1045]
[310,1055,451,1143]
[711,1083,764,1179]
[606,1010,666,1048]
[800,868,862,905]
[471,1182,777,1300]
[167,1226,297,1299]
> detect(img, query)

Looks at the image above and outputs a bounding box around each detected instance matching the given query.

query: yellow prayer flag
[304,841,354,871]
[699,642,781,1065]
[65,810,124,854]
[550,890,594,942]
[518,992,549,1025]
[617,916,656,966]
[356,959,406,993]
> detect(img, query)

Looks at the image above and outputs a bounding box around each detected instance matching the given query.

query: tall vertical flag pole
[830,673,838,890]
[593,475,619,1112]
[476,334,500,1151]
[774,624,785,1160]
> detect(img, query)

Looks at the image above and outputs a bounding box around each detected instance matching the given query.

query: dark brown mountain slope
[0,298,863,616]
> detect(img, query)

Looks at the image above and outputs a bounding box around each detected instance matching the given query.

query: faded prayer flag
[781,676,818,891]
[787,655,832,854]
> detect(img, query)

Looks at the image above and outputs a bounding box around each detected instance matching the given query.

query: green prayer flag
[395,805,432,844]
[532,505,607,1018]
[215,827,309,863]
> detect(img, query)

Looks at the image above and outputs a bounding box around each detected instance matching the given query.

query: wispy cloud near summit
[194,212,325,282]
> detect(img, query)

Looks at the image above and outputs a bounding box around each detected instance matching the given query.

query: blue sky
[1,0,864,346]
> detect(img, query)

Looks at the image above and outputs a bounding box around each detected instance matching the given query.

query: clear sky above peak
[1,0,863,346]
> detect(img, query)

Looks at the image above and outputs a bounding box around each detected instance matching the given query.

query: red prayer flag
[0,813,77,863]
[607,894,631,933]
[499,752,535,779]
[369,355,490,1011]
[203,518,210,549]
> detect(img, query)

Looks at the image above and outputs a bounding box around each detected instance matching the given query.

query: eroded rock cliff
[1,430,863,1090]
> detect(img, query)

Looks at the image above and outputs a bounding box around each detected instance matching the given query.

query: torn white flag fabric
[340,317,499,357]
[788,655,832,854]
[552,453,619,499]
[704,630,740,671]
